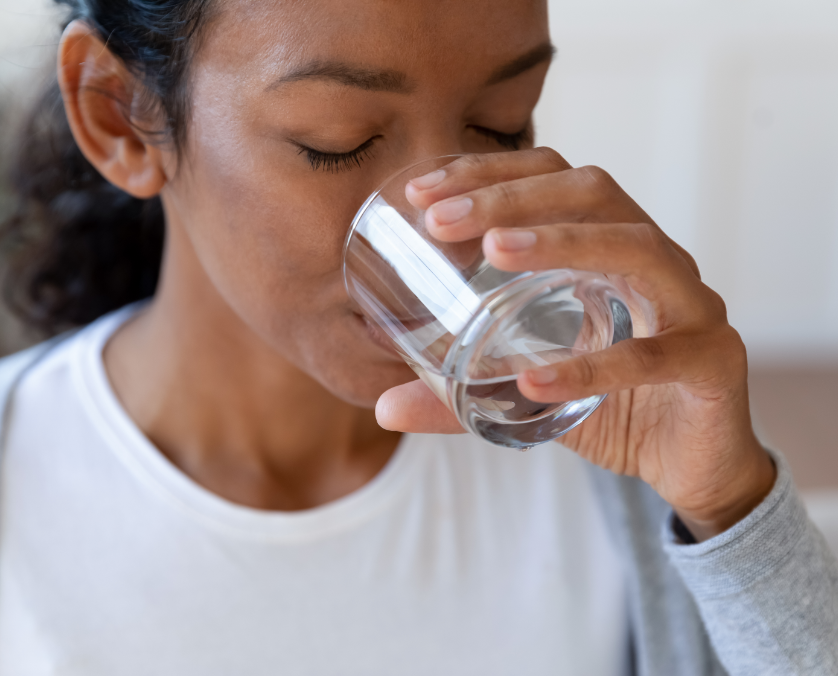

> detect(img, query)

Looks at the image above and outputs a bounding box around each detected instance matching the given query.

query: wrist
[674,443,777,542]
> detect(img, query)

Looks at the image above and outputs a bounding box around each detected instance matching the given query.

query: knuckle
[489,180,519,212]
[632,221,662,246]
[678,247,702,280]
[573,356,598,389]
[625,338,666,373]
[554,224,581,249]
[578,165,618,193]
[701,326,747,383]
[569,165,619,214]
[691,285,728,323]
[630,222,669,259]
[729,334,749,378]
[706,288,728,319]
[720,326,747,368]
[532,146,565,169]
[456,153,491,175]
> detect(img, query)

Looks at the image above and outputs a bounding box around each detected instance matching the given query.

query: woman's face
[162,0,552,407]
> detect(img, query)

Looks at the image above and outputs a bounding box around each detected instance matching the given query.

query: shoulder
[0,337,71,402]
[0,334,85,439]
[0,305,141,413]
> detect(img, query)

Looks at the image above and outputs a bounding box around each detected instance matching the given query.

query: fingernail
[430,197,473,225]
[409,170,446,190]
[491,229,536,252]
[525,368,557,385]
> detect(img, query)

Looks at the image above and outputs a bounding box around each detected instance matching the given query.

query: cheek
[175,124,353,332]
[162,111,419,406]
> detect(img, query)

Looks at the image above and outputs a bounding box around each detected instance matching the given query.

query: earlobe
[57,20,167,199]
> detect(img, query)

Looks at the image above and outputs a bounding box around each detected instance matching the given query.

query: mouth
[396,314,439,333]
[353,313,403,358]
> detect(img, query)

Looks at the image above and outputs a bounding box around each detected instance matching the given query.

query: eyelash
[296,137,378,173]
[296,124,533,173]
[472,125,533,150]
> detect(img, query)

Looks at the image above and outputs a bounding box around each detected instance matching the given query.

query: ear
[57,20,168,199]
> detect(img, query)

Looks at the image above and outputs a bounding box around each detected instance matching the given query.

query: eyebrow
[485,41,557,86]
[267,62,413,93]
[266,41,557,94]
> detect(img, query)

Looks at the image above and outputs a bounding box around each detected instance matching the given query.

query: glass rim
[342,154,466,297]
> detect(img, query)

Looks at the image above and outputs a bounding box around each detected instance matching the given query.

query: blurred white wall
[2,0,838,365]
[0,0,60,94]
[536,0,838,365]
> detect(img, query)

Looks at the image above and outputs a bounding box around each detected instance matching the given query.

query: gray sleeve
[663,451,838,676]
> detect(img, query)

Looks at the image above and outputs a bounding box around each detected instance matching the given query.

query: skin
[57,0,774,538]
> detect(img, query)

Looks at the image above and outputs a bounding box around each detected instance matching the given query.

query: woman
[0,0,835,674]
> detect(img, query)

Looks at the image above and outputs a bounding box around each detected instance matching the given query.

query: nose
[404,123,470,169]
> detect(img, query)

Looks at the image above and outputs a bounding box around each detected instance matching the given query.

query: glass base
[443,270,633,450]
[453,378,606,450]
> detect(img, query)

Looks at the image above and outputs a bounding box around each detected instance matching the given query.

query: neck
[104,229,400,511]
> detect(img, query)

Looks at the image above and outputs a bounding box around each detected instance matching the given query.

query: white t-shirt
[0,309,627,676]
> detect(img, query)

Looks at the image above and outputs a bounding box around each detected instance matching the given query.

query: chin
[320,358,418,409]
[287,309,420,408]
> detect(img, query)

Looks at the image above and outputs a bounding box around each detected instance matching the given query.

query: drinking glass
[343,156,634,450]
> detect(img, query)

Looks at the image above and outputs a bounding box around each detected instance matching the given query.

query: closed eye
[294,137,379,173]
[471,125,533,150]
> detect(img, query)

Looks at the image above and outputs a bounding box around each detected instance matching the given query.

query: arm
[375,148,838,673]
[666,449,838,676]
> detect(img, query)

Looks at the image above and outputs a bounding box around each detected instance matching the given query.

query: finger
[405,147,572,211]
[423,165,655,243]
[518,327,745,403]
[376,380,465,434]
[483,222,703,313]
[668,240,702,280]
[411,158,701,280]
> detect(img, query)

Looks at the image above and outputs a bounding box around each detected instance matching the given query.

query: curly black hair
[1,0,214,335]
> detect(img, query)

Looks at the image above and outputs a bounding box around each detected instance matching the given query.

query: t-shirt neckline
[70,306,423,542]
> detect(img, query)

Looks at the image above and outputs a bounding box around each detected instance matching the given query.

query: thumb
[376,379,465,434]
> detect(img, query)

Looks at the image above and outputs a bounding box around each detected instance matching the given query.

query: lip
[353,313,403,358]
[397,314,438,333]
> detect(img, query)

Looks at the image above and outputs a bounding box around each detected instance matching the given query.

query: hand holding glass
[343,156,634,450]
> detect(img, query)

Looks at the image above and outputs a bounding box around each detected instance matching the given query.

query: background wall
[530,1,838,550]
[1,0,837,542]
[535,0,838,365]
[0,0,61,353]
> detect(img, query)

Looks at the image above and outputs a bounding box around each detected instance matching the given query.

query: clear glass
[343,156,633,450]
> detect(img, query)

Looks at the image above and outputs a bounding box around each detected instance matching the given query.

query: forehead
[197,0,549,90]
